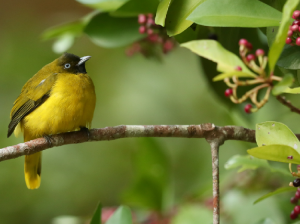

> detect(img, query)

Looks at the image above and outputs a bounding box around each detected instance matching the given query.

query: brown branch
[206,138,222,224]
[0,124,258,224]
[0,124,256,162]
[276,95,300,114]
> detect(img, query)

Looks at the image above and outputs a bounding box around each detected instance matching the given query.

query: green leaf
[256,121,300,153]
[272,74,294,95]
[266,26,279,47]
[268,0,299,72]
[213,71,256,81]
[155,0,173,26]
[106,206,132,224]
[188,0,282,27]
[90,203,101,224]
[181,40,256,75]
[42,21,84,40]
[225,155,290,175]
[173,27,196,44]
[247,144,300,164]
[111,0,159,17]
[164,0,207,36]
[254,187,296,204]
[75,0,129,11]
[52,34,75,54]
[84,13,145,48]
[283,87,300,94]
[277,44,300,70]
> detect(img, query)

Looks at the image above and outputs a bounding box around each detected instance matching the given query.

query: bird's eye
[64,63,71,69]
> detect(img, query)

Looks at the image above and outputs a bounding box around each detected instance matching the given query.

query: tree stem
[210,141,220,224]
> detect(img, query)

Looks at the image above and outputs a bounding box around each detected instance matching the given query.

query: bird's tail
[24,152,41,189]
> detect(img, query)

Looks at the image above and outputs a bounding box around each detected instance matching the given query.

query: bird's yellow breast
[20,73,96,141]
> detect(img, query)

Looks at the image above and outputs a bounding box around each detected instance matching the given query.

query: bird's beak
[77,56,91,66]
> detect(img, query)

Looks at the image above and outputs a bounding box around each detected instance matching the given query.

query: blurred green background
[1,0,300,224]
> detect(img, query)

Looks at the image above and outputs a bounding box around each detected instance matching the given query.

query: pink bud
[286,37,292,44]
[138,14,147,24]
[255,49,265,56]
[239,39,248,46]
[224,89,233,97]
[163,40,174,53]
[246,54,255,62]
[293,10,300,20]
[139,26,146,34]
[296,37,300,46]
[244,104,252,114]
[235,66,242,71]
[291,25,299,31]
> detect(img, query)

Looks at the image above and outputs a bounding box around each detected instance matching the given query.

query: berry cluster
[223,39,281,113]
[290,187,300,220]
[286,10,300,46]
[126,13,176,57]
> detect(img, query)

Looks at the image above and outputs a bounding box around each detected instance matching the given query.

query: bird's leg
[43,135,53,147]
[80,126,90,139]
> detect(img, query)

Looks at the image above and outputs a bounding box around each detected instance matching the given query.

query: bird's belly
[22,75,96,139]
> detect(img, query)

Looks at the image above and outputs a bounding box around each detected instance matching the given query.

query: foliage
[9,0,300,223]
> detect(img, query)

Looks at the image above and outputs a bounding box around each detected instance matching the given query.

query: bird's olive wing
[7,74,58,137]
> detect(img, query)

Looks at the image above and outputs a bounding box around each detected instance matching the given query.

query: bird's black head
[57,53,91,74]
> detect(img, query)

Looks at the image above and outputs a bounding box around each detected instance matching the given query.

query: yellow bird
[7,53,96,189]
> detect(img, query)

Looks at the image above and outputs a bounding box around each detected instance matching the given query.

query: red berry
[147,13,153,18]
[147,18,155,26]
[293,10,300,20]
[294,20,300,25]
[246,42,253,51]
[163,40,174,53]
[147,29,154,35]
[292,25,299,31]
[246,54,255,62]
[224,89,233,97]
[296,37,300,46]
[294,179,300,188]
[138,14,147,24]
[291,210,298,220]
[244,104,252,113]
[239,38,248,46]
[295,206,300,215]
[286,37,292,44]
[288,30,293,37]
[296,191,300,199]
[297,187,300,192]
[139,26,146,34]
[147,34,159,42]
[235,66,242,71]
[255,49,264,56]
[291,197,299,204]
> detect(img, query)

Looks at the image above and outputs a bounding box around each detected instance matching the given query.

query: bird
[7,53,96,189]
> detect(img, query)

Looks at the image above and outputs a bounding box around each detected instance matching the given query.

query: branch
[1,124,256,162]
[207,139,221,224]
[276,95,300,114]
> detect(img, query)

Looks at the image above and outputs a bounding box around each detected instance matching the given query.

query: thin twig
[205,135,223,224]
[276,95,300,114]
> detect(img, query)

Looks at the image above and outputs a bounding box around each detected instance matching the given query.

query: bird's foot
[43,135,53,147]
[80,127,90,139]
